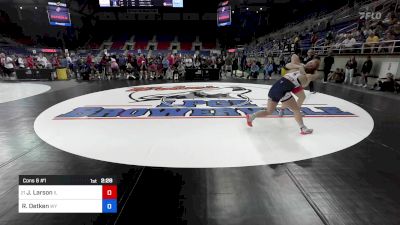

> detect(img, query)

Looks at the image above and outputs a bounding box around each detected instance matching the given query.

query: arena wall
[320,55,400,79]
[253,55,400,79]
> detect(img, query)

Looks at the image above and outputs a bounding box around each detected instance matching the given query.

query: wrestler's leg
[281,98,313,134]
[246,99,278,126]
[253,99,278,118]
[294,90,306,107]
[279,89,305,116]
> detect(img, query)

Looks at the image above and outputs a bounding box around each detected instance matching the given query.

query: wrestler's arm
[285,63,306,75]
[300,73,322,87]
[285,63,302,70]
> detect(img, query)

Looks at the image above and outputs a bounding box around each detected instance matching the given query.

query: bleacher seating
[200,34,217,50]
[202,42,216,49]
[15,37,34,46]
[88,42,101,49]
[134,35,151,50]
[135,42,148,50]
[111,41,125,50]
[178,35,195,51]
[246,0,398,57]
[180,42,193,51]
[9,31,215,52]
[155,35,173,50]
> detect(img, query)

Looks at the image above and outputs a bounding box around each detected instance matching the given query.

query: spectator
[193,57,201,68]
[232,55,239,77]
[177,62,185,79]
[294,33,301,51]
[126,63,136,80]
[165,66,174,80]
[118,54,127,75]
[240,54,247,73]
[131,55,139,73]
[215,57,223,76]
[137,54,147,80]
[2,53,14,78]
[371,73,395,92]
[156,57,163,79]
[60,55,68,68]
[86,53,93,67]
[98,55,106,79]
[37,53,48,69]
[323,52,334,83]
[363,26,374,38]
[127,53,133,64]
[105,55,112,79]
[184,55,193,68]
[303,50,316,93]
[328,68,345,83]
[360,55,373,88]
[248,61,259,79]
[173,64,180,80]
[392,22,400,37]
[383,12,398,27]
[26,55,35,69]
[341,35,357,49]
[162,56,170,76]
[263,59,274,80]
[376,21,386,36]
[51,54,60,68]
[378,31,395,53]
[65,53,72,64]
[167,53,174,67]
[325,30,334,46]
[110,57,119,79]
[365,33,380,53]
[0,53,5,77]
[16,55,25,69]
[80,62,91,80]
[351,29,362,41]
[4,56,15,77]
[311,32,318,47]
[148,60,158,80]
[224,55,233,76]
[344,56,357,85]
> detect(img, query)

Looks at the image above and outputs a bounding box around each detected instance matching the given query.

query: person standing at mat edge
[303,50,316,93]
[323,52,334,83]
[360,56,373,88]
[246,59,321,135]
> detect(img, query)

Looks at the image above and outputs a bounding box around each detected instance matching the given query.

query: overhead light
[260,7,263,10]
[35,6,38,10]
[256,11,259,13]
[19,6,23,10]
[246,7,249,10]
[232,10,235,14]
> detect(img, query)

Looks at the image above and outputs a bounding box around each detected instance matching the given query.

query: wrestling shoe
[278,108,284,117]
[300,126,313,135]
[246,114,253,127]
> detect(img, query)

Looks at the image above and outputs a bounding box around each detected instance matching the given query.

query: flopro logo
[34,83,373,168]
[54,85,356,119]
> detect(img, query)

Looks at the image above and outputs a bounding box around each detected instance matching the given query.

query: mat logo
[127,85,252,105]
[54,85,356,119]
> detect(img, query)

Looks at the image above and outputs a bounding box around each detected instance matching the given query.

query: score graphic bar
[18,175,117,213]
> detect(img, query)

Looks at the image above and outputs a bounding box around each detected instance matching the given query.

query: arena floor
[1,77,400,225]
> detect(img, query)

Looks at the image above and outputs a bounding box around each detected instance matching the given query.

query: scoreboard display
[19,175,117,213]
[47,2,71,27]
[217,1,231,27]
[99,0,183,8]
